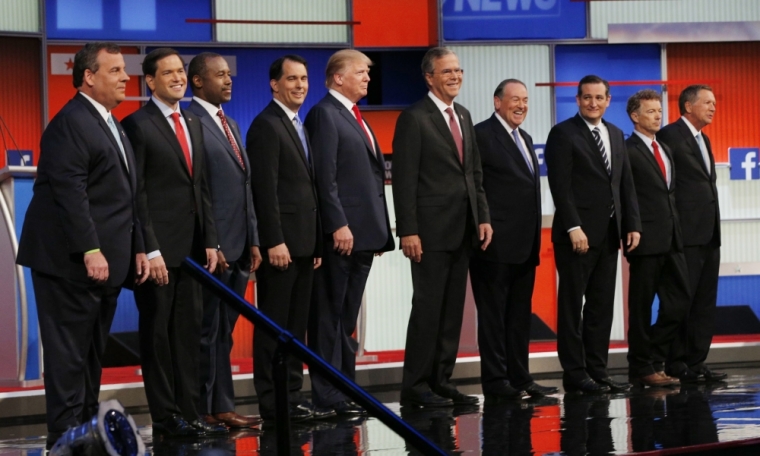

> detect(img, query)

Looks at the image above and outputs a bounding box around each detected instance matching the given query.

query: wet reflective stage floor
[3,367,760,455]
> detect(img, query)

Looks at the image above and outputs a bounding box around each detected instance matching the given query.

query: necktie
[652,140,667,183]
[592,127,611,176]
[351,104,374,152]
[696,133,711,175]
[107,115,128,172]
[445,107,463,164]
[170,112,192,176]
[292,114,309,161]
[217,109,245,169]
[511,128,534,175]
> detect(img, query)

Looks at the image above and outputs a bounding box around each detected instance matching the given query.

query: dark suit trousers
[627,247,690,377]
[556,219,619,383]
[669,244,720,372]
[309,242,374,407]
[33,271,119,433]
[402,236,472,395]
[199,249,250,415]
[254,255,314,414]
[136,267,203,422]
[470,257,536,392]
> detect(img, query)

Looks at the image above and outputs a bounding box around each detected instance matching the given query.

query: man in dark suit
[16,42,149,445]
[471,79,558,402]
[122,48,226,437]
[305,49,394,416]
[657,85,725,383]
[247,55,325,421]
[623,89,688,388]
[186,52,262,428]
[393,47,492,408]
[545,75,641,394]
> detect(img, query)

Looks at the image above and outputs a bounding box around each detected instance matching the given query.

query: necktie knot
[293,114,302,125]
[170,112,180,122]
[217,109,225,120]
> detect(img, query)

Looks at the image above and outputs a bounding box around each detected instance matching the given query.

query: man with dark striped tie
[544,75,641,395]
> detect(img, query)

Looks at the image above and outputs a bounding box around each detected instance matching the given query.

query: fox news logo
[444,0,560,16]
[729,148,760,180]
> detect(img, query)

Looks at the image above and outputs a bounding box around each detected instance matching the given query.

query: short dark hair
[188,52,222,92]
[577,74,610,97]
[494,78,526,98]
[270,54,308,82]
[142,47,183,77]
[72,42,121,89]
[678,84,713,115]
[626,89,662,118]
[421,47,456,75]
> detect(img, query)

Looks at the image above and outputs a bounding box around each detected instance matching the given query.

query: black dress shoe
[519,382,559,397]
[153,415,203,438]
[563,378,610,394]
[290,402,315,421]
[669,367,701,383]
[311,405,337,420]
[332,401,367,416]
[400,390,454,408]
[483,384,524,403]
[190,418,229,435]
[594,377,631,392]
[437,389,479,405]
[699,366,727,381]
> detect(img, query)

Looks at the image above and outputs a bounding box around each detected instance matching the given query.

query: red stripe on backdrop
[0,37,42,168]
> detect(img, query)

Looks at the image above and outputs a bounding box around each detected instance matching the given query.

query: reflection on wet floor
[3,368,760,455]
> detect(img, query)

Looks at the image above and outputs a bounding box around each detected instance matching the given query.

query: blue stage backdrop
[442,0,586,41]
[553,44,662,138]
[47,0,211,41]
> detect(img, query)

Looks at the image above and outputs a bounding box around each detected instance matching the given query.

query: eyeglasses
[429,68,464,77]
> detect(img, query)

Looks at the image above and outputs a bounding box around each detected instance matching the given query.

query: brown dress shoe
[204,414,222,425]
[656,371,680,385]
[214,411,262,428]
[632,372,679,387]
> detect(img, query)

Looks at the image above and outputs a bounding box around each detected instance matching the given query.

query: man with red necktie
[624,89,688,388]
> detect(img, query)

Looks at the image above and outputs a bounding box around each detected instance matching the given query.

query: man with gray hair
[658,85,725,383]
[624,89,687,388]
[393,47,492,408]
[305,49,394,417]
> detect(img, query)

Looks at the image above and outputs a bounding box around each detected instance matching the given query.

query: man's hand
[85,251,109,284]
[314,257,322,269]
[569,228,589,254]
[626,231,641,253]
[401,235,423,263]
[149,255,169,286]
[205,248,218,274]
[216,250,229,274]
[333,226,353,255]
[135,253,150,285]
[268,243,291,270]
[250,246,262,272]
[479,223,493,251]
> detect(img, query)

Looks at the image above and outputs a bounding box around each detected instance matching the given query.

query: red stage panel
[353,0,438,48]
[0,37,42,167]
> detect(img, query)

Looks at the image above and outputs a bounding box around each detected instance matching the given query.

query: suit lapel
[75,94,130,175]
[227,118,251,171]
[183,109,204,179]
[192,102,245,173]
[426,97,461,165]
[633,134,668,188]
[490,115,533,179]
[146,101,192,178]
[676,119,710,178]
[336,102,378,162]
[270,102,311,172]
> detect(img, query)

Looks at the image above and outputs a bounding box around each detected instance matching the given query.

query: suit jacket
[187,100,258,263]
[305,93,394,253]
[657,118,721,248]
[17,92,143,288]
[247,100,321,258]
[625,134,683,256]
[122,99,217,268]
[392,95,490,252]
[473,114,540,265]
[545,113,641,247]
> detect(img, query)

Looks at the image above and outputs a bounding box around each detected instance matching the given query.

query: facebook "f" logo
[730,148,760,180]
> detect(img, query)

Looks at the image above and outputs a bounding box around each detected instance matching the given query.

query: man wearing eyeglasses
[392,47,492,408]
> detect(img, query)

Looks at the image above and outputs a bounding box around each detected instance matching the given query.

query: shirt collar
[579,113,604,132]
[329,89,356,113]
[681,116,701,136]
[494,112,518,136]
[273,98,299,121]
[428,91,455,113]
[633,129,657,148]
[192,96,222,118]
[79,91,110,122]
[152,95,181,118]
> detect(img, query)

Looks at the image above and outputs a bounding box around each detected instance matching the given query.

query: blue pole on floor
[182,258,446,456]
